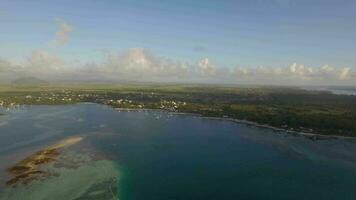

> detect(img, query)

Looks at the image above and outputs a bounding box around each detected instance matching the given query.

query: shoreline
[115,107,356,140]
[201,117,356,140]
[115,107,202,116]
[2,103,355,140]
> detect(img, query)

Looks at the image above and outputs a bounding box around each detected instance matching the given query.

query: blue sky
[0,0,356,84]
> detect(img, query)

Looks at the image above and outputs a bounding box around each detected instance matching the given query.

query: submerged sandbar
[6,136,83,187]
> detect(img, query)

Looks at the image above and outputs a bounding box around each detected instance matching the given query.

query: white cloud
[0,59,13,72]
[28,50,64,69]
[198,58,216,76]
[0,49,355,85]
[288,63,313,77]
[0,59,24,73]
[0,59,24,82]
[53,19,73,45]
[23,50,66,77]
[233,67,250,77]
[0,50,71,80]
[231,63,355,84]
[339,68,351,80]
[82,48,189,80]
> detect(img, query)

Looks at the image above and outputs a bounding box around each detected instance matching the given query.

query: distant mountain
[11,77,48,86]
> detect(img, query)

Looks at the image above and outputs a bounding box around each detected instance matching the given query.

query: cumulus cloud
[79,48,189,81]
[0,48,355,85]
[0,50,71,81]
[53,19,73,45]
[339,68,351,80]
[231,63,355,84]
[0,59,24,82]
[0,58,25,74]
[0,59,13,72]
[27,50,65,71]
[198,58,216,76]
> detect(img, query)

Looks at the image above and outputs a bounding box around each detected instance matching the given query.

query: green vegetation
[1,84,356,136]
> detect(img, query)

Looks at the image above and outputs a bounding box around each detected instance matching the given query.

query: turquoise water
[1,104,356,199]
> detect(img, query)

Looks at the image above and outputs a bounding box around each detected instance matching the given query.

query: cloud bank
[0,48,355,85]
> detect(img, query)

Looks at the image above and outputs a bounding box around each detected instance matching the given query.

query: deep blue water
[1,104,356,199]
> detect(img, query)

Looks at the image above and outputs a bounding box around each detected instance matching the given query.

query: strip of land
[1,84,356,136]
[6,136,83,187]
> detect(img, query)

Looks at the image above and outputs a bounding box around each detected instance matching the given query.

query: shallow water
[1,104,356,200]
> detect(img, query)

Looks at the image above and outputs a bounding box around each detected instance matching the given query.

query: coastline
[115,107,356,140]
[2,103,355,140]
[201,116,356,140]
[115,107,201,116]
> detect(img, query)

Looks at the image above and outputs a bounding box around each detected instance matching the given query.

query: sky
[0,0,356,85]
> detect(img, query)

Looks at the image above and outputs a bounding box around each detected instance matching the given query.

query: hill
[11,77,48,86]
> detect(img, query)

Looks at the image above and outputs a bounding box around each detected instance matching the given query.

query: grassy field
[1,84,356,136]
